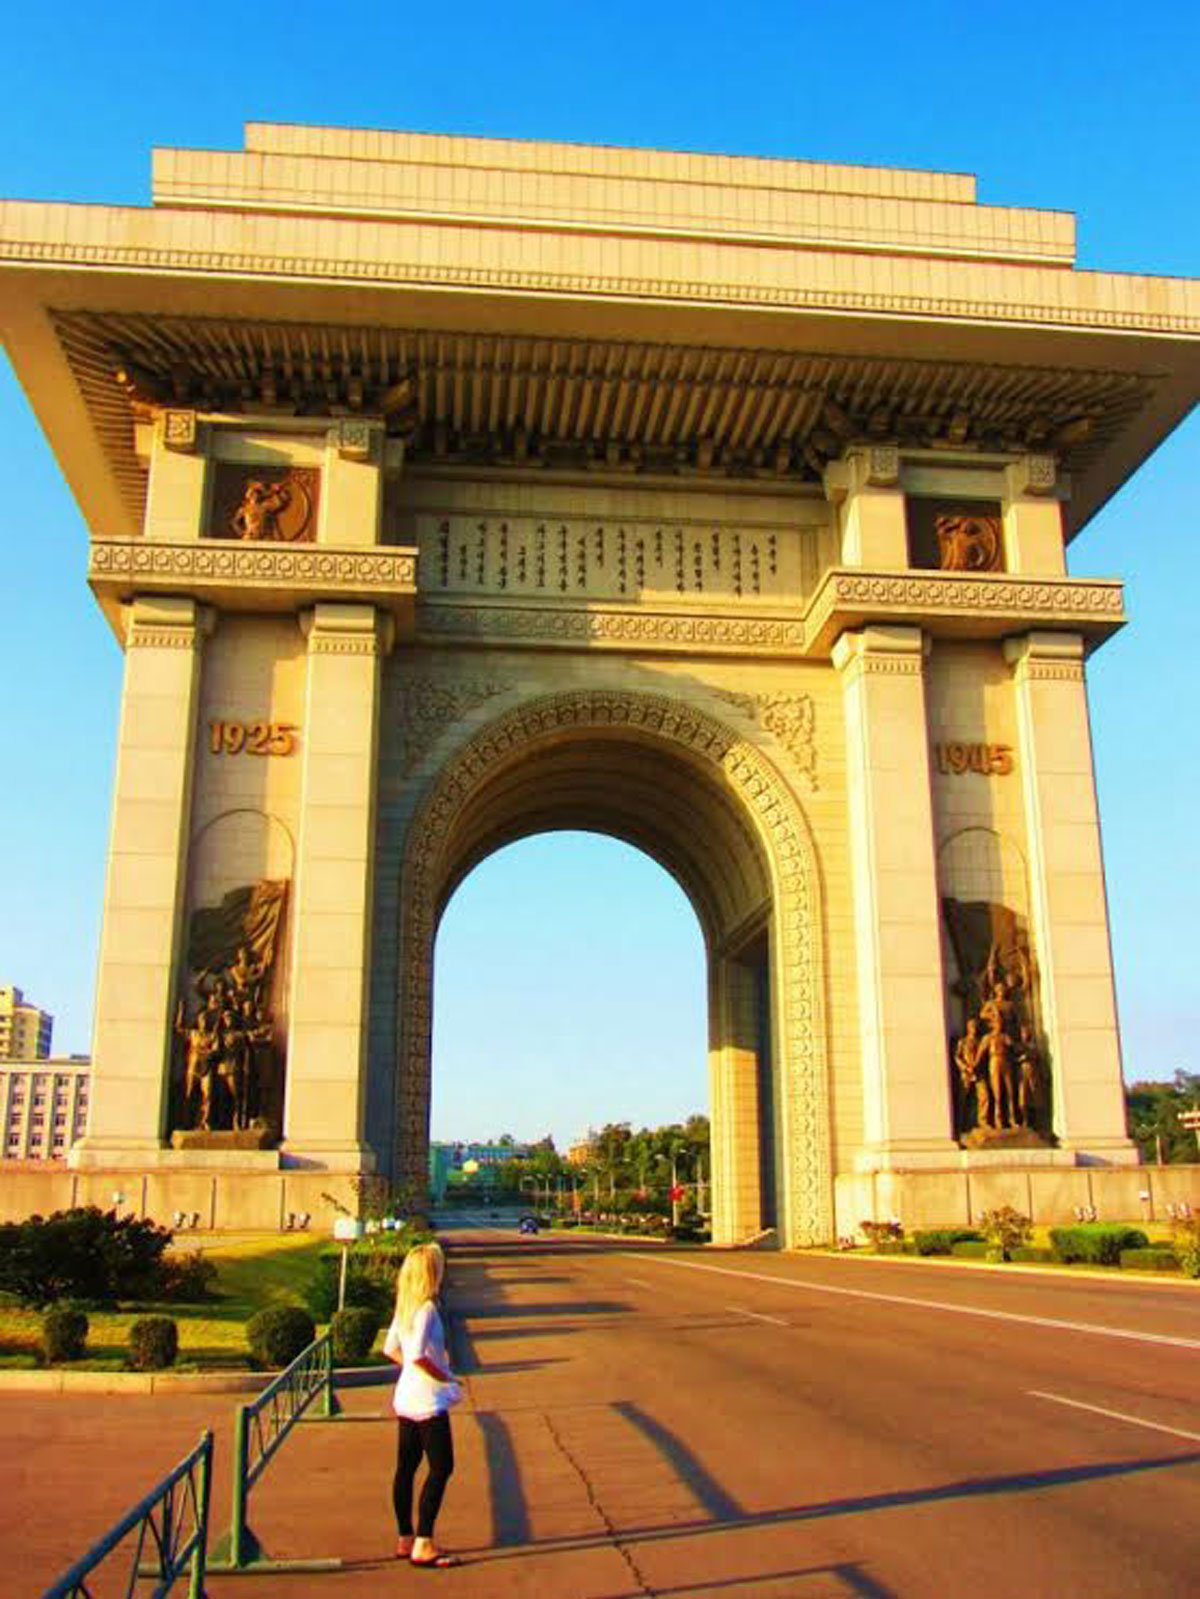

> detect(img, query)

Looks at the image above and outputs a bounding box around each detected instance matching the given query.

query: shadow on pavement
[622,1560,899,1598]
[454,1443,1200,1562]
[613,1400,744,1520]
[475,1412,532,1546]
[453,1300,631,1319]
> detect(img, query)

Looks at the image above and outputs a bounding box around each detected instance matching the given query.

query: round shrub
[330,1306,382,1365]
[128,1316,179,1370]
[246,1305,316,1369]
[303,1252,395,1323]
[42,1306,89,1363]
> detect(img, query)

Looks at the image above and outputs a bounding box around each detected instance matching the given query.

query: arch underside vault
[394,689,831,1248]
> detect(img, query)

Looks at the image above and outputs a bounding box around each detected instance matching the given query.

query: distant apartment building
[1,1058,90,1161]
[0,986,53,1060]
[428,1139,532,1201]
[566,1134,596,1167]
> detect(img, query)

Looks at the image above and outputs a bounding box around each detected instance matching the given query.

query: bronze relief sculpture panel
[934,512,1003,573]
[170,879,288,1148]
[943,897,1052,1148]
[907,498,1004,573]
[208,465,319,543]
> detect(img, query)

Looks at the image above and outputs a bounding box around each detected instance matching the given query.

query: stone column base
[853,1140,963,1172]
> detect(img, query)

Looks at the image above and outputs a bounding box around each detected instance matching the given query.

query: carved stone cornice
[805,568,1124,656]
[89,538,418,636]
[4,232,1192,336]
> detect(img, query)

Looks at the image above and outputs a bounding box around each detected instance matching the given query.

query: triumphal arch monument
[2,125,1198,1244]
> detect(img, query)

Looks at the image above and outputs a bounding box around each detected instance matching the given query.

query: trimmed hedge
[1118,1247,1180,1273]
[1010,1245,1054,1264]
[1049,1225,1149,1266]
[129,1316,179,1370]
[330,1307,383,1365]
[42,1306,88,1362]
[913,1228,982,1257]
[950,1240,991,1259]
[246,1305,316,1369]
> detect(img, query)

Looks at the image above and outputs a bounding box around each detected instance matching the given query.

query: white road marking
[726,1304,789,1327]
[1029,1390,1200,1445]
[624,1254,1200,1351]
[623,1276,653,1288]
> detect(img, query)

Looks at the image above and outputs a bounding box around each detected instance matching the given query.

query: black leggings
[394,1414,455,1538]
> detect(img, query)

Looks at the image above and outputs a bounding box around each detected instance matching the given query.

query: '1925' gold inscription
[934,742,1014,776]
[208,720,298,757]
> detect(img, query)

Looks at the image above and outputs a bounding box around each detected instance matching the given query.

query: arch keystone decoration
[395,687,832,1247]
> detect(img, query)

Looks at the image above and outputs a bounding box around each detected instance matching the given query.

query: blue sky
[0,1,1196,1147]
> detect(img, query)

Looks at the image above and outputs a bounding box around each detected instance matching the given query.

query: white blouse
[383,1300,461,1420]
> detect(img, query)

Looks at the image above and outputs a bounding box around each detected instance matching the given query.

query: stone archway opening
[395,690,831,1248]
[429,830,709,1200]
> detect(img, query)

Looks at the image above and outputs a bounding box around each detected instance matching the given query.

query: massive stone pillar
[833,624,958,1164]
[709,953,767,1244]
[1003,631,1135,1159]
[282,602,391,1170]
[72,597,210,1166]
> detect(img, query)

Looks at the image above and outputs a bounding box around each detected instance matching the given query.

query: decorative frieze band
[90,539,417,630]
[807,568,1123,656]
[417,602,807,654]
[825,571,1122,614]
[91,540,416,587]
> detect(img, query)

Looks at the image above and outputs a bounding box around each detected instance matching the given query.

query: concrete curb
[0,1362,392,1395]
[809,1248,1197,1287]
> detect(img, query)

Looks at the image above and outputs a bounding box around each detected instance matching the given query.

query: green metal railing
[42,1430,212,1599]
[211,1333,342,1573]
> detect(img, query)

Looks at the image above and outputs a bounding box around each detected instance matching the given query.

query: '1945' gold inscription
[934,742,1014,776]
[208,720,298,757]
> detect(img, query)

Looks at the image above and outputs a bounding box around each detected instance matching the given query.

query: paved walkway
[7,1232,1199,1597]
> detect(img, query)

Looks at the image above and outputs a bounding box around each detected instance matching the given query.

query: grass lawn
[0,1233,328,1370]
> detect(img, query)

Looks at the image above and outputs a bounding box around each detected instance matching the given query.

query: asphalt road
[5,1232,1198,1597]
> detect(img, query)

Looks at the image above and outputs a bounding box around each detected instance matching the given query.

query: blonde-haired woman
[384,1241,462,1568]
